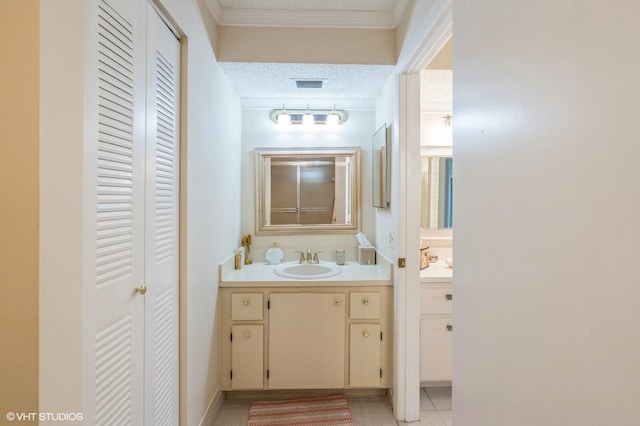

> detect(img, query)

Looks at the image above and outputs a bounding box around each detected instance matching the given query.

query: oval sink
[273,262,342,280]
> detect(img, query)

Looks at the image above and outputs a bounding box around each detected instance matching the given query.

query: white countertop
[220,261,392,287]
[420,261,453,283]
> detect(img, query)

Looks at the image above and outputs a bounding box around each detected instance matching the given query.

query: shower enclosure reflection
[255,147,361,235]
[420,156,453,229]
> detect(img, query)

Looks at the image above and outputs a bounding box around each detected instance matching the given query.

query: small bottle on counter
[234,247,244,270]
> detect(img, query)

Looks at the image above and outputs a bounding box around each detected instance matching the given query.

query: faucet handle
[295,251,306,263]
[313,251,323,263]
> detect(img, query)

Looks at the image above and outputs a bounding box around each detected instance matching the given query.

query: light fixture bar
[269,107,348,125]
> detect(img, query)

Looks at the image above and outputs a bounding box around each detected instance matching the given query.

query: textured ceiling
[219,62,395,107]
[420,69,453,111]
[210,0,449,108]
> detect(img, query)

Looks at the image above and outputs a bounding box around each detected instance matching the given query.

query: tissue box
[358,245,376,265]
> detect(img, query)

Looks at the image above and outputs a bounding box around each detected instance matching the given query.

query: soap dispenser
[265,242,284,265]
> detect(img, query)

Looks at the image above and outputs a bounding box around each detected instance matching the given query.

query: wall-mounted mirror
[372,124,391,208]
[420,155,453,229]
[255,147,361,235]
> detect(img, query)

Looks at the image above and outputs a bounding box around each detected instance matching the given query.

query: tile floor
[213,387,452,426]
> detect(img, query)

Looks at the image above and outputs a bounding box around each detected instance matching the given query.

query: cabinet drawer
[420,288,453,315]
[231,293,263,320]
[350,292,381,319]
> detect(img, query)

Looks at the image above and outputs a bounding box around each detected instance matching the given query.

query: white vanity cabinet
[219,284,392,391]
[420,264,453,383]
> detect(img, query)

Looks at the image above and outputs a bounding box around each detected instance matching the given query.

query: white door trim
[394,0,452,422]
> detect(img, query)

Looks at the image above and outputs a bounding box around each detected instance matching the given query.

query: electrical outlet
[388,230,396,250]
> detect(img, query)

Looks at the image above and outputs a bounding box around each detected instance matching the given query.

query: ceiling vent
[293,79,327,89]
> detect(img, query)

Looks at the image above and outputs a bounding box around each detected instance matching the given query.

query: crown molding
[223,9,395,28]
[241,98,376,111]
[206,0,400,29]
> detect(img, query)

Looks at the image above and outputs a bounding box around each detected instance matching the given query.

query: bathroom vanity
[218,259,393,391]
[420,262,453,383]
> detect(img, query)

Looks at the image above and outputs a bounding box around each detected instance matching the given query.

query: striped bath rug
[247,394,354,426]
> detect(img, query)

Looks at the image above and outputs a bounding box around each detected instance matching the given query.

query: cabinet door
[269,293,345,389]
[420,318,453,382]
[350,324,381,387]
[143,5,181,424]
[231,325,264,389]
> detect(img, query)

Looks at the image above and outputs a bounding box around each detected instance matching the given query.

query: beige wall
[218,26,396,64]
[454,1,640,424]
[0,0,40,419]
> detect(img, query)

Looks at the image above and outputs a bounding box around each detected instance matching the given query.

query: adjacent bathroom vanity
[420,261,453,383]
[218,259,393,391]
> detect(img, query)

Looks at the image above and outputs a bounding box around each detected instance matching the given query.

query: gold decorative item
[420,246,430,270]
[241,234,253,265]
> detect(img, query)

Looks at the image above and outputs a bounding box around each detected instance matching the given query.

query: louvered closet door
[144,5,180,426]
[90,0,147,424]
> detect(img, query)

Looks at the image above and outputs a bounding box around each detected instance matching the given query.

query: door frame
[394,0,452,421]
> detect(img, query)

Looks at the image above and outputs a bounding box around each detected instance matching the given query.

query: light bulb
[277,112,291,126]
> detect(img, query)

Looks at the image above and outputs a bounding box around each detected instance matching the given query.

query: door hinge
[380,369,383,378]
[267,369,270,379]
[398,257,406,268]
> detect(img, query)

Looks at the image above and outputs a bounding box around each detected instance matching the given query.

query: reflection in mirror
[256,148,360,235]
[372,124,390,208]
[420,156,453,229]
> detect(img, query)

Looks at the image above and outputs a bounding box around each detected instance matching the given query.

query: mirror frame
[255,147,361,235]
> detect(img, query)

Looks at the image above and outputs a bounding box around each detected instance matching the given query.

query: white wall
[157,1,242,424]
[374,74,400,260]
[240,107,376,262]
[454,1,640,425]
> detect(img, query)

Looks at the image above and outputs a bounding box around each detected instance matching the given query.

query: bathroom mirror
[420,155,453,229]
[372,124,391,208]
[255,147,361,235]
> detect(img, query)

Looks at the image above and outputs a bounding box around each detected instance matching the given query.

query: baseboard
[199,385,225,426]
[420,380,452,388]
[224,388,389,400]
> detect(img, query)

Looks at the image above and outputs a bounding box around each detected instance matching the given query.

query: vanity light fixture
[302,104,314,127]
[443,114,452,126]
[276,104,291,126]
[326,104,340,127]
[269,104,348,126]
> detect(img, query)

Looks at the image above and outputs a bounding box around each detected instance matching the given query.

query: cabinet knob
[362,298,369,305]
[446,324,453,331]
[243,331,251,339]
[135,284,147,295]
[243,298,250,305]
[334,299,341,306]
[362,329,369,337]
[445,294,452,300]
